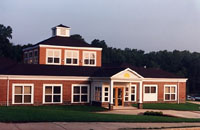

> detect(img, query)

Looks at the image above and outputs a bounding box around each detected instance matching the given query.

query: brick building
[0,24,187,109]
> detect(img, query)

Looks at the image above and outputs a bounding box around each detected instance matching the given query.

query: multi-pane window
[34,50,38,57]
[34,49,38,64]
[46,49,61,64]
[145,86,156,93]
[164,85,177,101]
[29,51,33,58]
[95,87,102,102]
[131,86,136,102]
[125,87,129,101]
[104,87,109,102]
[13,84,33,104]
[43,85,62,103]
[73,85,89,103]
[143,85,158,101]
[83,51,96,66]
[65,50,79,65]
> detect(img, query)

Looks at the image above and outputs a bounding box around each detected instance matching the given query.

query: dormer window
[83,51,96,66]
[65,50,79,65]
[46,49,61,65]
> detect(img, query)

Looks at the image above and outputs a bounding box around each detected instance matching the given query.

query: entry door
[113,88,124,106]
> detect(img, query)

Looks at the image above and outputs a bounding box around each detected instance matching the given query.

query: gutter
[177,82,180,104]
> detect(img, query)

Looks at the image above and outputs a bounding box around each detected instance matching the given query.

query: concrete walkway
[1,122,200,130]
[98,108,200,118]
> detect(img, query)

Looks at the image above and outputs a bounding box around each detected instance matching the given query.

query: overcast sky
[1,0,200,52]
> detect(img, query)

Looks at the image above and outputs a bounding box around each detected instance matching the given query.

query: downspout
[6,76,10,106]
[177,82,179,104]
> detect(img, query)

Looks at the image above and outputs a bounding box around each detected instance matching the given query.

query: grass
[132,102,200,111]
[1,105,200,122]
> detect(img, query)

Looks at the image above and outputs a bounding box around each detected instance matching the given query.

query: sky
[1,0,200,52]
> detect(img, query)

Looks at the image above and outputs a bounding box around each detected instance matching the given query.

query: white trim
[164,85,177,101]
[103,85,110,103]
[12,84,34,104]
[82,51,97,66]
[46,49,62,65]
[0,75,187,83]
[111,68,144,79]
[64,50,79,66]
[0,75,90,81]
[43,84,63,104]
[71,84,90,103]
[39,44,102,51]
[143,84,158,102]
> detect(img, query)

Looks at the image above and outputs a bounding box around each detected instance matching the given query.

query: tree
[0,24,13,57]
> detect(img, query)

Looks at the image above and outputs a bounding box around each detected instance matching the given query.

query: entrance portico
[91,68,143,110]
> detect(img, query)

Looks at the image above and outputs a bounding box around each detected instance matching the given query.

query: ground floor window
[164,85,177,101]
[104,87,109,102]
[72,85,89,103]
[125,87,129,101]
[143,85,158,101]
[13,84,34,104]
[43,84,62,103]
[131,85,136,102]
[95,86,102,101]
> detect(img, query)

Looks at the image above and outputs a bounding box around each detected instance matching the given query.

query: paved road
[1,122,200,130]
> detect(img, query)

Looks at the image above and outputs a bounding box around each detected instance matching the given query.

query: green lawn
[1,105,200,122]
[132,102,200,111]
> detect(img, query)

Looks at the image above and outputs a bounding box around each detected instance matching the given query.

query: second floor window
[83,51,96,66]
[65,50,79,65]
[46,49,61,64]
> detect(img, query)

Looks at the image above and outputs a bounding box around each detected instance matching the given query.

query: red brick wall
[39,47,102,67]
[142,82,186,103]
[0,79,186,106]
[0,80,7,105]
[5,80,90,106]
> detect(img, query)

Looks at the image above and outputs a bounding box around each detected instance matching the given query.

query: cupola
[52,24,70,37]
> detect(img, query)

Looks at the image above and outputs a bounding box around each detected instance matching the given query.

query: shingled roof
[34,36,97,48]
[0,59,183,78]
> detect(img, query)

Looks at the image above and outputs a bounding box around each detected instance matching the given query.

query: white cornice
[39,45,102,51]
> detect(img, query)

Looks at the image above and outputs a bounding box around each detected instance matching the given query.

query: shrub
[143,111,163,116]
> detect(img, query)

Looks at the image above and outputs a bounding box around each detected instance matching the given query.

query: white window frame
[64,50,79,65]
[124,86,130,102]
[164,85,177,101]
[143,85,158,101]
[83,51,96,66]
[12,84,34,104]
[46,49,61,65]
[102,86,109,102]
[131,85,137,102]
[71,84,90,103]
[43,84,63,104]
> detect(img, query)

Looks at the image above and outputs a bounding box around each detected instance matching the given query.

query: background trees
[1,24,200,94]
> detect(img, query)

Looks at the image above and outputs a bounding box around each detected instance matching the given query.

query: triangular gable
[111,68,143,79]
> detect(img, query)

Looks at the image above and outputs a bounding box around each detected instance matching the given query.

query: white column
[110,80,114,104]
[139,81,143,103]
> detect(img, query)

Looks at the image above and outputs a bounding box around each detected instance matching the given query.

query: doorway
[113,87,124,106]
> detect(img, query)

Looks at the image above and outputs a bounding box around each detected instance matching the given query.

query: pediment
[111,68,143,79]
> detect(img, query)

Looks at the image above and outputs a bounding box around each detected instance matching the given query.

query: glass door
[113,87,124,106]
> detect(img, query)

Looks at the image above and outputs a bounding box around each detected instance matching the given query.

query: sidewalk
[0,122,200,130]
[98,108,200,118]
